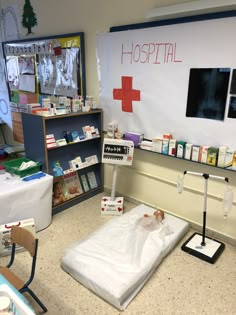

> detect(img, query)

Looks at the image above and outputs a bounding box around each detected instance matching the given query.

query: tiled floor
[1,193,236,314]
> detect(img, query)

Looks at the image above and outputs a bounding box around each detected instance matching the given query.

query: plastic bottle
[223,185,234,218]
[177,175,184,194]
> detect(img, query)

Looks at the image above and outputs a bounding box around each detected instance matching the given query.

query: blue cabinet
[22,110,103,214]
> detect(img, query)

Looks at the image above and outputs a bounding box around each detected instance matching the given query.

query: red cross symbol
[113,76,141,112]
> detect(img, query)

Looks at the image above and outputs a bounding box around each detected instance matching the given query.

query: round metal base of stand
[181,232,225,264]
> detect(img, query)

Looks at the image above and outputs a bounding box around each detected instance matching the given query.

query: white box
[101,196,124,215]
[168,139,177,156]
[46,134,55,139]
[185,143,193,160]
[224,149,235,169]
[47,142,57,148]
[191,145,200,162]
[46,138,56,144]
[0,218,35,257]
[176,141,186,158]
[152,137,162,153]
[217,146,228,168]
[69,159,83,170]
[140,140,153,151]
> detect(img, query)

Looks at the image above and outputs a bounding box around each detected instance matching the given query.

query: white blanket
[61,204,189,310]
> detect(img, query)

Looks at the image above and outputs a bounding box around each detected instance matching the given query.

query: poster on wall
[97,15,236,148]
[2,32,86,143]
[38,47,80,97]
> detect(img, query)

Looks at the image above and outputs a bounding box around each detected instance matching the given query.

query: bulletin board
[2,32,86,143]
[97,11,236,148]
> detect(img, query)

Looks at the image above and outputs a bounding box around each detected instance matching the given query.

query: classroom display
[97,13,236,149]
[21,110,103,213]
[2,32,85,142]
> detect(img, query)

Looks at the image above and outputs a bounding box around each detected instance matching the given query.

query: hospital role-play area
[0,1,236,314]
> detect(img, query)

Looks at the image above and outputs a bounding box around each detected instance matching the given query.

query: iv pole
[180,170,230,264]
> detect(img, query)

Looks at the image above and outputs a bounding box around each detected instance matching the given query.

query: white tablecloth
[0,172,53,231]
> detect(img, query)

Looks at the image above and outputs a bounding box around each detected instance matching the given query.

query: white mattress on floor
[61,204,189,310]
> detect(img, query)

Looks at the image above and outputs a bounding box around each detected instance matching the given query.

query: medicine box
[0,218,35,257]
[199,146,209,163]
[124,132,143,147]
[162,139,169,155]
[168,139,177,156]
[176,141,186,158]
[191,145,200,162]
[184,143,193,160]
[224,149,234,169]
[207,147,219,166]
[217,146,228,168]
[140,140,153,151]
[152,137,162,153]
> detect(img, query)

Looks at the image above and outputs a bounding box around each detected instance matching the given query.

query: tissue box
[124,132,143,147]
[0,218,35,256]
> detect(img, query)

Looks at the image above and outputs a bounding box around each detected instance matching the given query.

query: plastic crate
[2,157,41,178]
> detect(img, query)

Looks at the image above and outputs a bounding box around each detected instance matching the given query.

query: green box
[3,157,41,178]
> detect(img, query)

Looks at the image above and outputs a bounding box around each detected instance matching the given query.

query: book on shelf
[86,171,98,189]
[79,174,90,192]
[52,178,67,207]
[63,171,83,199]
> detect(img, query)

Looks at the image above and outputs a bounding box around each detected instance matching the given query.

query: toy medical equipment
[101,137,134,215]
[178,170,233,264]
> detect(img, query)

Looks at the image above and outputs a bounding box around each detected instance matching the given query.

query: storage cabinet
[21,110,103,213]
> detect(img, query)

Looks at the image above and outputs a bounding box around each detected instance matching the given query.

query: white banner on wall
[97,15,236,148]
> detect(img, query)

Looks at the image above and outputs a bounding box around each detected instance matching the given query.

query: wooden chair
[0,225,47,313]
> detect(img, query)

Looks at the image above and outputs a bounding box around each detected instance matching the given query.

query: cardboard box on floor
[0,218,35,256]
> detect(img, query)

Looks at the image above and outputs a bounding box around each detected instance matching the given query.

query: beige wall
[1,0,236,243]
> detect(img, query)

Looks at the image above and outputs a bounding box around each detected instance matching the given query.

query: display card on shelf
[86,171,98,189]
[64,171,83,199]
[52,178,67,207]
[85,155,98,165]
[80,174,90,192]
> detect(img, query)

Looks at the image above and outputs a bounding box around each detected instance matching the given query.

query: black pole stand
[181,172,227,264]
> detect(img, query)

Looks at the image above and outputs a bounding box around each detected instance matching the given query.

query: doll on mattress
[138,209,172,235]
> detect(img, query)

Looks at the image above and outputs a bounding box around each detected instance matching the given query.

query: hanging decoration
[21,0,38,35]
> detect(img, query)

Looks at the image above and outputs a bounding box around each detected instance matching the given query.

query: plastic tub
[2,158,41,178]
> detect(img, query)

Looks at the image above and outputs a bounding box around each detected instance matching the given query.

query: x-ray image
[186,68,230,121]
[228,96,236,118]
[230,69,236,94]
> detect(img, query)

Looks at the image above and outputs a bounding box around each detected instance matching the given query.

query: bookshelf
[21,110,103,214]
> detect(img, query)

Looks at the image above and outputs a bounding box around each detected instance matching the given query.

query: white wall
[1,0,236,243]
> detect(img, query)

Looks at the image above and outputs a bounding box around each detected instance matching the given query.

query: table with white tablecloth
[0,172,53,232]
